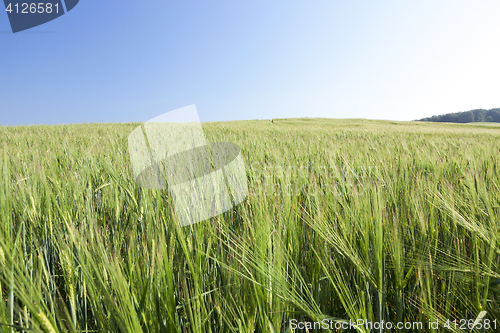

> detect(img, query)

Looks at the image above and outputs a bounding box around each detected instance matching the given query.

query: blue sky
[1,0,500,125]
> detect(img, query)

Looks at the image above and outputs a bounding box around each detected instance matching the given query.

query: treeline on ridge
[418,108,500,123]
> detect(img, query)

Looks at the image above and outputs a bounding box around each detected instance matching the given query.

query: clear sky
[1,0,500,126]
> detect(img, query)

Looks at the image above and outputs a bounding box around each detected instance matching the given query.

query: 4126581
[5,3,60,14]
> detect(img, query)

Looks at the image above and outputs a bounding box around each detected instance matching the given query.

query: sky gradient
[1,0,500,125]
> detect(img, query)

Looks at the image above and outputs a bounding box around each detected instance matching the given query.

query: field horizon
[3,116,500,129]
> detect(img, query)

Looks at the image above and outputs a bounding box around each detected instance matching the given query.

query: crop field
[1,118,500,332]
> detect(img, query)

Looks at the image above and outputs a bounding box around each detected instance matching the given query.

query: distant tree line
[418,108,500,123]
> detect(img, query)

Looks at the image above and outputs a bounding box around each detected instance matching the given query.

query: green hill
[418,108,500,123]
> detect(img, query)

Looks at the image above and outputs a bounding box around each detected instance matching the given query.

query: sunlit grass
[0,118,499,332]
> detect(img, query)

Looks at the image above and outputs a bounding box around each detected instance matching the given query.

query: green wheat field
[1,118,500,332]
